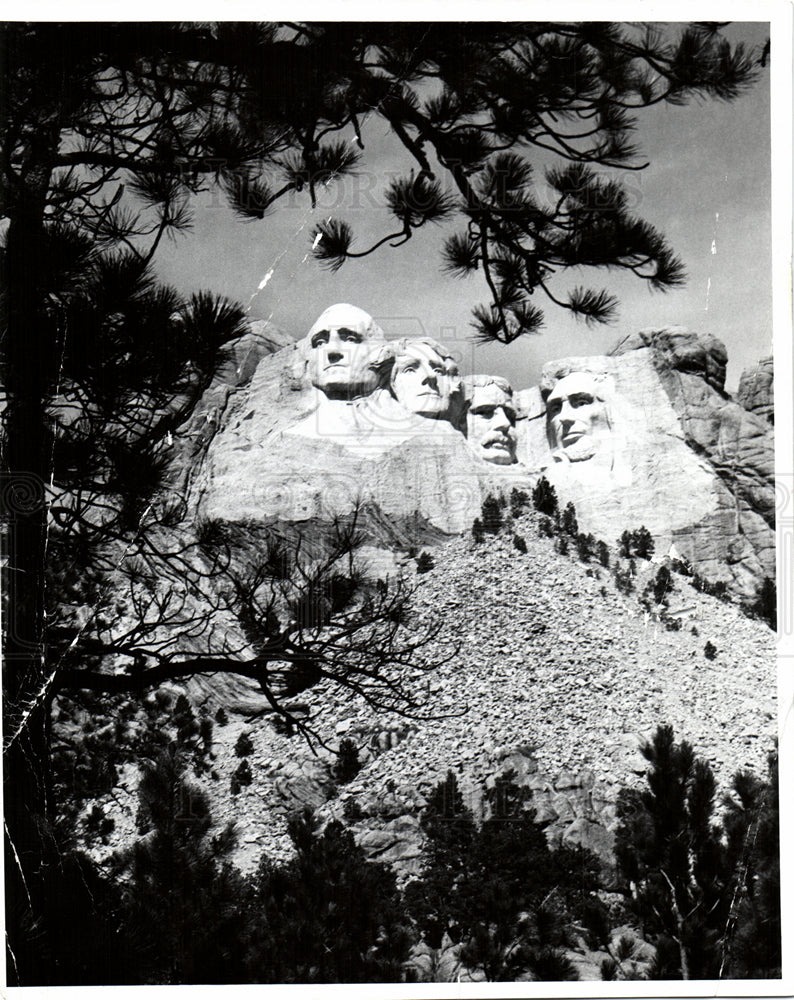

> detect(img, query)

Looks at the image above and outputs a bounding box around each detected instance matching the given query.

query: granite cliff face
[737,356,774,425]
[178,324,774,599]
[519,329,775,597]
[185,318,529,538]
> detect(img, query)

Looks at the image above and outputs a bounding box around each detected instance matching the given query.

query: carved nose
[327,348,343,362]
[491,407,509,430]
[422,370,438,387]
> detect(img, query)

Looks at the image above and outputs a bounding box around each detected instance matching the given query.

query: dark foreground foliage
[404,771,602,981]
[245,812,412,983]
[614,725,780,979]
[21,720,780,985]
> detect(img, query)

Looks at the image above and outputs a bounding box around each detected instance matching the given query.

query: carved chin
[561,438,597,462]
[313,373,379,399]
[479,443,516,465]
[407,398,447,418]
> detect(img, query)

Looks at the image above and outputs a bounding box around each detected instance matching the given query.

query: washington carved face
[391,341,459,419]
[305,304,382,400]
[466,381,517,464]
[546,372,608,462]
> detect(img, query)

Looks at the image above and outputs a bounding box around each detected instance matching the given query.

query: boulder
[271,758,335,813]
[355,815,424,868]
[561,816,616,863]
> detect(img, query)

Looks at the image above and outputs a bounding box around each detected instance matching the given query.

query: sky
[153,21,772,393]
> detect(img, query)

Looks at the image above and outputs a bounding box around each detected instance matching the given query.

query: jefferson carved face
[391,341,460,419]
[466,380,517,464]
[546,372,608,462]
[305,304,383,400]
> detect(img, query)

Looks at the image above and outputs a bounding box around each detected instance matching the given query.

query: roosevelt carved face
[391,341,460,420]
[305,304,383,400]
[466,380,517,465]
[546,372,608,462]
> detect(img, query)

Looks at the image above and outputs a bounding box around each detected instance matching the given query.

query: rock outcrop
[520,328,774,598]
[167,319,294,494]
[64,306,777,977]
[613,330,774,597]
[738,356,774,424]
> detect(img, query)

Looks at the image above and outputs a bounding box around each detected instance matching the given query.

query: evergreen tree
[245,810,412,982]
[561,502,579,537]
[510,488,530,519]
[416,551,435,573]
[481,494,503,534]
[309,23,760,342]
[651,565,673,606]
[403,770,477,950]
[617,526,655,559]
[532,476,558,517]
[613,725,780,980]
[230,759,254,795]
[5,847,136,986]
[234,732,255,758]
[575,532,593,562]
[405,771,600,981]
[111,747,249,984]
[748,577,777,629]
[631,526,655,560]
[720,750,781,977]
[332,738,362,784]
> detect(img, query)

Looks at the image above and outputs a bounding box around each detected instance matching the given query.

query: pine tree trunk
[660,870,690,980]
[3,162,59,982]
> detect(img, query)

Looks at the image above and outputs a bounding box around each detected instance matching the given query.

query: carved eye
[338,328,362,343]
[547,400,562,416]
[311,330,330,348]
[571,393,594,407]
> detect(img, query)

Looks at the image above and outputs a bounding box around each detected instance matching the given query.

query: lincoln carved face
[546,372,609,462]
[391,340,460,420]
[465,377,518,464]
[304,304,384,400]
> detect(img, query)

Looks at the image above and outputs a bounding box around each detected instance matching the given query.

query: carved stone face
[546,372,608,462]
[305,304,382,400]
[391,342,459,419]
[467,382,517,464]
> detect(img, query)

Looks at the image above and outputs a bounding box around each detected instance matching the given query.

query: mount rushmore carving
[179,304,774,598]
[285,303,506,461]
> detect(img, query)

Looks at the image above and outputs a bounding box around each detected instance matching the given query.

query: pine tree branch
[660,868,691,980]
